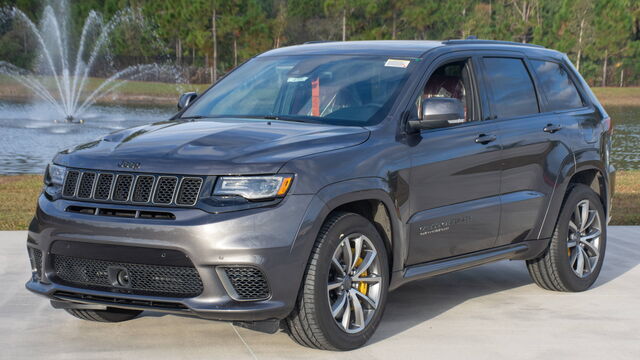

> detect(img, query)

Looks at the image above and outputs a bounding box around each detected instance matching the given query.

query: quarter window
[531,60,584,111]
[483,57,539,119]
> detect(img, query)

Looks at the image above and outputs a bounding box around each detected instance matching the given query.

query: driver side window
[416,59,475,124]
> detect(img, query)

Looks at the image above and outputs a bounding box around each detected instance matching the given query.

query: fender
[290,177,409,280]
[536,151,576,241]
[537,148,608,242]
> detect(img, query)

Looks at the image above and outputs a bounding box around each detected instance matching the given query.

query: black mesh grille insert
[53,254,203,298]
[132,176,155,203]
[60,170,203,207]
[63,171,79,197]
[77,172,96,198]
[176,178,203,205]
[222,267,270,300]
[153,177,177,204]
[94,173,113,200]
[112,174,133,201]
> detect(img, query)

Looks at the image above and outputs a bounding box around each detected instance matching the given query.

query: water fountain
[0,0,185,173]
[0,0,180,122]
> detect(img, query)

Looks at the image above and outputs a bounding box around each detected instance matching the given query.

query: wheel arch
[313,178,407,274]
[539,162,609,242]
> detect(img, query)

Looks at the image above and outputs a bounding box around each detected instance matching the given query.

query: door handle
[475,134,497,144]
[543,124,562,133]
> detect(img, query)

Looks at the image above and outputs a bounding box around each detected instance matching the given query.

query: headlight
[213,175,293,200]
[45,163,67,187]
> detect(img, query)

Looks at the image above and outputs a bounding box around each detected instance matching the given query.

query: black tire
[64,308,142,322]
[527,184,607,292]
[285,212,389,351]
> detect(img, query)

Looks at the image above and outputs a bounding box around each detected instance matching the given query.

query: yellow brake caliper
[354,255,369,295]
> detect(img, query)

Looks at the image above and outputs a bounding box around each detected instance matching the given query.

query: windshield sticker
[287,76,309,82]
[385,59,410,68]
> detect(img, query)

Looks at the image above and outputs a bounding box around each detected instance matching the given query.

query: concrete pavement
[1,227,639,359]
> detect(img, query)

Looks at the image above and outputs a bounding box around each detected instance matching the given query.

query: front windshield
[181,55,417,126]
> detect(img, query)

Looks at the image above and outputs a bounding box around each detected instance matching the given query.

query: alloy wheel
[327,233,383,334]
[567,199,602,278]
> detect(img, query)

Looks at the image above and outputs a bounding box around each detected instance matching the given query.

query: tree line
[1,0,639,86]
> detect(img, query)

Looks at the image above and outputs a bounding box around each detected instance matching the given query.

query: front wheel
[527,184,606,292]
[285,212,389,350]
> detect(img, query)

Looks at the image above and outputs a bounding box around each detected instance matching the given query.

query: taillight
[603,117,612,134]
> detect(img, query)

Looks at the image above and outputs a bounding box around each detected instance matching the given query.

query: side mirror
[407,97,465,131]
[177,92,198,110]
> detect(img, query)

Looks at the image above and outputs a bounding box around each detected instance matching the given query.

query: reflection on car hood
[53,118,370,175]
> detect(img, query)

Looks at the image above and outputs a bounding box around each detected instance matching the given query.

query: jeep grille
[62,169,204,207]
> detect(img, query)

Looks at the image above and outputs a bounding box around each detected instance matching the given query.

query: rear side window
[531,60,584,111]
[483,57,539,119]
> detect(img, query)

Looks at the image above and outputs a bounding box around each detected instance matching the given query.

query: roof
[260,40,444,57]
[259,39,557,58]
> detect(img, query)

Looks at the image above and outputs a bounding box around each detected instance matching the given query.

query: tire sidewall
[312,213,389,350]
[554,185,607,291]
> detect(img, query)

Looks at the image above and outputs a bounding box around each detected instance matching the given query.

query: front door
[406,57,502,265]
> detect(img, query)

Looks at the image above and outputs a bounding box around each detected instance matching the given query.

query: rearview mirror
[177,92,198,110]
[407,97,465,131]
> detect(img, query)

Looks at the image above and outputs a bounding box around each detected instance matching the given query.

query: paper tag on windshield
[287,76,309,82]
[385,59,410,68]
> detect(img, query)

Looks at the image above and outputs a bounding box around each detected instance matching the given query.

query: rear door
[406,54,502,265]
[479,55,573,246]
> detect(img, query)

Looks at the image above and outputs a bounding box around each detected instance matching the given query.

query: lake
[0,101,638,174]
[609,106,640,171]
[0,101,174,174]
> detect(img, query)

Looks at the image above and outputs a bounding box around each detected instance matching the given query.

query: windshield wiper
[260,115,322,124]
[179,114,323,124]
[179,115,207,120]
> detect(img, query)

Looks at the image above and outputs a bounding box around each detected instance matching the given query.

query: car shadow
[590,226,640,288]
[368,226,639,345]
[368,260,532,345]
[137,228,638,345]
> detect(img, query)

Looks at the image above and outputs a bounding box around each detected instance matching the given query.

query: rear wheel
[285,212,389,350]
[527,184,606,292]
[64,308,142,322]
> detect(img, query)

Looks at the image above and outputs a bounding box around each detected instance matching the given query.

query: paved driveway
[1,227,639,359]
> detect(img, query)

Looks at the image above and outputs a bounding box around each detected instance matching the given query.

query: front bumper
[26,192,319,321]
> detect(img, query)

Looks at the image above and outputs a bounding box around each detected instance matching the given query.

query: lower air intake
[28,248,43,280]
[220,266,270,301]
[52,254,203,298]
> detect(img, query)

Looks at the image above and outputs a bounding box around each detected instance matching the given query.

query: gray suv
[26,40,615,350]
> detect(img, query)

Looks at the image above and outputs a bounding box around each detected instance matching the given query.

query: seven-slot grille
[62,169,203,207]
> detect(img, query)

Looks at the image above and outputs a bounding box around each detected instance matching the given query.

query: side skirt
[389,243,529,291]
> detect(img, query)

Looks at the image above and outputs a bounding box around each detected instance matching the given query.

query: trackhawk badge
[117,160,141,170]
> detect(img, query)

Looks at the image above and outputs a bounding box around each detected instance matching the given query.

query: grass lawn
[0,171,638,230]
[1,72,637,107]
[592,87,640,107]
[0,74,209,105]
[0,175,42,231]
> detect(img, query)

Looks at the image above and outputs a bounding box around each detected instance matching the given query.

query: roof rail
[443,39,545,48]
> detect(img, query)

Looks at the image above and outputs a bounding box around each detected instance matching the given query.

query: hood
[54,118,370,175]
